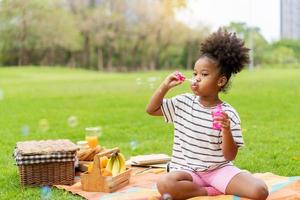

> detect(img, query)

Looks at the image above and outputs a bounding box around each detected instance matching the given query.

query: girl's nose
[195,76,201,82]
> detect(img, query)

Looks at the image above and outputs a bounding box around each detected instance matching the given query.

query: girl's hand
[162,72,184,90]
[213,112,231,133]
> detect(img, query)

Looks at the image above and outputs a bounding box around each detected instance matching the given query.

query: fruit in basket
[87,163,93,173]
[117,153,126,173]
[105,155,115,172]
[105,153,127,176]
[101,168,112,176]
[100,156,109,169]
[111,156,120,176]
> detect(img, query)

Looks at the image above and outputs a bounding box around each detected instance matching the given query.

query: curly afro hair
[200,28,250,91]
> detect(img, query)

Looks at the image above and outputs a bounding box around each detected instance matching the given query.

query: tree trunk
[40,49,50,66]
[97,48,103,71]
[18,8,28,66]
[83,34,90,68]
[49,48,54,65]
[131,35,145,68]
[107,47,113,71]
[149,60,155,70]
[18,48,28,66]
[67,52,76,68]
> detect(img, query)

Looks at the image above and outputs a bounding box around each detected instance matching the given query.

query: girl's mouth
[191,84,198,90]
[187,78,198,89]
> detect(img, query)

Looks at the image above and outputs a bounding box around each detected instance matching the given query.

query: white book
[129,154,171,165]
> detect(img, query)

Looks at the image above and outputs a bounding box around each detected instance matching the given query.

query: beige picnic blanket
[55,167,300,200]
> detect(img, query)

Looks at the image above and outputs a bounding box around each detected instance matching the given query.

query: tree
[0,0,81,66]
[0,0,210,70]
[226,22,269,66]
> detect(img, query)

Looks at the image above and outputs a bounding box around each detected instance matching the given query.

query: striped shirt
[161,93,244,172]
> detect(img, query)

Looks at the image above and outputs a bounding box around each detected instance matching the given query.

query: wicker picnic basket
[14,139,79,186]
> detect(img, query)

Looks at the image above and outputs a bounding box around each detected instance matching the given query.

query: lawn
[0,67,299,199]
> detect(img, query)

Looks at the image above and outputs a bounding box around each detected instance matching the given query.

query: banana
[105,155,115,173]
[111,155,120,176]
[117,153,126,173]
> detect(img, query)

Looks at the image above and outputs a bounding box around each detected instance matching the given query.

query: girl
[146,29,268,200]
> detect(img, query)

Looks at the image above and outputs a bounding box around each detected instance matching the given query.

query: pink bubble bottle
[175,71,186,82]
[212,104,222,130]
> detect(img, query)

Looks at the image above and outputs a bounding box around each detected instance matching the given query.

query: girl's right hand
[162,72,184,90]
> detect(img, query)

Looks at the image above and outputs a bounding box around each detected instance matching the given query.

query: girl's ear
[218,76,227,87]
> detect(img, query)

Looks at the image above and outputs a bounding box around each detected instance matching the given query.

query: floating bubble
[39,119,49,132]
[149,83,155,89]
[136,78,142,85]
[0,89,4,101]
[67,116,78,128]
[41,186,51,200]
[130,140,138,151]
[161,193,173,200]
[21,125,30,136]
[147,76,158,83]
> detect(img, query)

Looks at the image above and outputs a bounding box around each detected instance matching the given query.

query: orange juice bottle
[85,127,100,148]
[85,136,98,148]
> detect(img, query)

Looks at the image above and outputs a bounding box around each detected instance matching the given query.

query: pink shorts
[182,165,243,195]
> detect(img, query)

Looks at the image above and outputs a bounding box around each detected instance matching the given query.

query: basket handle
[96,147,119,158]
[92,154,101,175]
[92,147,120,175]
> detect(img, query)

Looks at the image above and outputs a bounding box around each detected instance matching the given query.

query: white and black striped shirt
[161,93,244,172]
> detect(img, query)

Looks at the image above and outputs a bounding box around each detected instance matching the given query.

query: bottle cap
[85,127,100,132]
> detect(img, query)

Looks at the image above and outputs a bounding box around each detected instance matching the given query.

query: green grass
[0,67,299,199]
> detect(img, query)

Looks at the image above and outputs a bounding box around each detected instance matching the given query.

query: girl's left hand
[213,112,231,132]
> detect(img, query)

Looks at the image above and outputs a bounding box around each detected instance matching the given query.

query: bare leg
[225,172,269,200]
[156,171,207,200]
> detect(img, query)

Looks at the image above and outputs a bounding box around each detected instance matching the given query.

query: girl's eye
[202,73,208,76]
[192,73,197,77]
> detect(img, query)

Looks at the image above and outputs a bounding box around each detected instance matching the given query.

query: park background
[0,0,299,199]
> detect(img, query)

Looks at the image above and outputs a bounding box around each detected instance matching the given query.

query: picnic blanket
[55,167,300,200]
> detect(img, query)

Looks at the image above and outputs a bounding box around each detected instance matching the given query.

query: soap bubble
[130,140,138,151]
[39,119,49,132]
[21,125,30,136]
[147,76,158,89]
[136,78,142,85]
[161,193,173,200]
[41,186,51,200]
[0,89,4,101]
[67,116,78,128]
[149,83,155,89]
[147,76,158,83]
